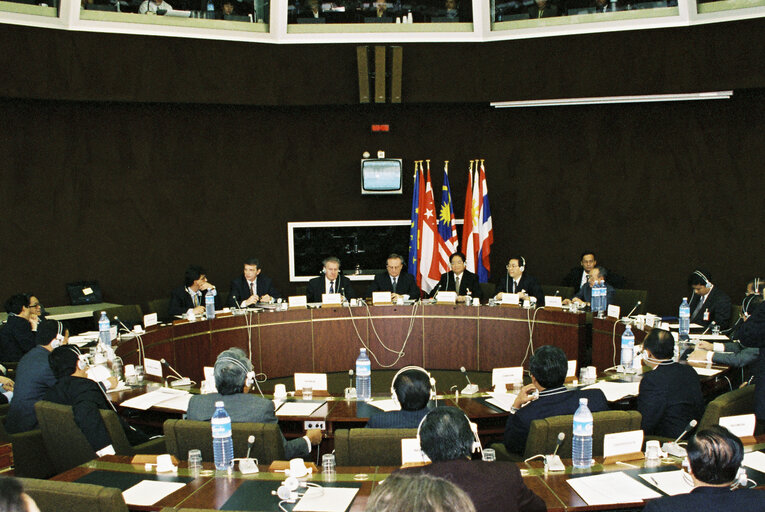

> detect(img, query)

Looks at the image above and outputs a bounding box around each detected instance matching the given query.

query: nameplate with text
[435,291,457,304]
[501,293,520,305]
[143,313,158,328]
[545,296,563,308]
[294,373,328,391]
[720,414,756,438]
[144,358,163,378]
[321,293,342,305]
[288,295,308,309]
[607,304,620,319]
[603,429,643,459]
[492,366,524,391]
[372,292,392,305]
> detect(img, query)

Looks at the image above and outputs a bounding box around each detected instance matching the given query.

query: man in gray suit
[187,348,322,459]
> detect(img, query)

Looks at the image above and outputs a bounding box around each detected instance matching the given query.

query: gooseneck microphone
[460,366,479,394]
[674,419,698,444]
[624,301,642,318]
[160,358,192,387]
[663,419,698,457]
[246,434,255,459]
[552,432,565,458]
[232,295,242,310]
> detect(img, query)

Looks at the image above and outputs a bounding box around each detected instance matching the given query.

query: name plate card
[603,430,644,459]
[372,291,392,305]
[294,373,328,391]
[321,293,342,305]
[501,293,520,305]
[288,295,308,309]
[436,291,457,304]
[607,304,621,319]
[401,438,431,465]
[546,296,563,308]
[567,360,577,378]
[492,366,524,391]
[143,313,158,328]
[719,414,756,438]
[144,358,163,378]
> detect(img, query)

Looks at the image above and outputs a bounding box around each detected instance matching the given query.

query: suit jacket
[305,274,357,303]
[168,286,222,317]
[562,266,625,293]
[227,275,281,307]
[186,393,309,459]
[5,346,56,434]
[710,341,758,368]
[689,287,732,329]
[637,362,704,438]
[642,486,765,512]
[396,459,546,512]
[430,270,484,300]
[366,271,420,299]
[366,407,429,429]
[735,302,765,419]
[0,315,37,362]
[574,281,615,306]
[504,387,609,455]
[528,3,558,17]
[495,273,546,306]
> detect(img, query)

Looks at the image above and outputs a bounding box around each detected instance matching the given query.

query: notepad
[293,487,359,512]
[122,480,186,506]
[484,392,518,412]
[119,388,189,410]
[567,472,661,506]
[639,470,694,496]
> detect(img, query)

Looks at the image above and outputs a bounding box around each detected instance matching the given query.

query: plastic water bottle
[591,281,600,314]
[205,290,216,319]
[98,311,111,347]
[212,401,234,471]
[599,279,608,310]
[206,0,214,11]
[620,325,635,370]
[572,398,593,469]
[679,297,690,341]
[355,349,371,401]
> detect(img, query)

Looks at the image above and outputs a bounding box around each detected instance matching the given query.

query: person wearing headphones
[43,346,149,456]
[169,265,221,317]
[396,407,546,512]
[0,294,40,362]
[365,473,477,512]
[186,348,322,459]
[366,254,421,301]
[227,257,281,308]
[736,291,765,427]
[503,345,609,455]
[306,256,357,303]
[5,320,69,434]
[429,252,483,303]
[494,256,545,306]
[687,269,732,330]
[643,426,764,511]
[366,367,433,428]
[637,329,704,439]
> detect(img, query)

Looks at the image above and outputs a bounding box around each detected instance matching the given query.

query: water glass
[188,449,203,471]
[135,365,145,384]
[482,448,496,462]
[302,384,313,400]
[322,453,336,473]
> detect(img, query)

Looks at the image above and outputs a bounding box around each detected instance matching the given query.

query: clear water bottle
[620,325,635,370]
[205,290,216,319]
[590,281,600,314]
[98,311,111,347]
[599,279,608,310]
[572,398,593,469]
[211,401,234,471]
[679,297,690,341]
[355,348,371,401]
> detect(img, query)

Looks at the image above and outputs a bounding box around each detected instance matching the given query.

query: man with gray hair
[187,348,321,458]
[306,256,357,302]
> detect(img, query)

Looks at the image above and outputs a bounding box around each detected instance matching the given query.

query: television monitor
[360,158,403,195]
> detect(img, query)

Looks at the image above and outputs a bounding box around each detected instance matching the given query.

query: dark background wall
[1,19,763,315]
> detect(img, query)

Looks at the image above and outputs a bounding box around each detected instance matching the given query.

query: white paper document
[275,401,326,417]
[369,399,400,412]
[667,323,703,329]
[691,366,723,376]
[119,388,189,410]
[639,470,694,496]
[485,392,518,412]
[293,487,359,512]
[157,393,193,412]
[742,450,765,473]
[566,472,661,506]
[719,414,756,438]
[122,480,186,506]
[582,381,640,402]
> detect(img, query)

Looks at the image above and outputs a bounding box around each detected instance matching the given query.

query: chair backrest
[524,410,642,458]
[541,285,574,300]
[731,304,742,325]
[146,298,171,323]
[698,385,755,431]
[21,476,129,512]
[611,289,648,315]
[479,282,496,300]
[92,305,145,330]
[163,419,285,464]
[334,428,417,466]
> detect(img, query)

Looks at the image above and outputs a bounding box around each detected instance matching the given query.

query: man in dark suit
[637,328,705,438]
[561,250,624,294]
[563,266,614,309]
[187,348,321,459]
[687,269,732,330]
[44,346,148,456]
[367,367,432,428]
[494,256,545,306]
[504,345,609,455]
[168,265,221,317]
[397,407,546,512]
[0,294,39,362]
[305,256,357,303]
[366,253,420,300]
[736,297,765,425]
[429,252,483,302]
[643,425,765,511]
[227,257,280,308]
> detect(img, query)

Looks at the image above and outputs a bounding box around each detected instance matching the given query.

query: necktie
[392,278,397,294]
[329,281,335,294]
[192,293,199,307]
[455,275,461,295]
[249,282,255,297]
[512,280,517,293]
[692,295,705,319]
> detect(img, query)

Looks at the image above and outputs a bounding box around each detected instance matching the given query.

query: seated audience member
[745,277,764,297]
[736,297,765,424]
[227,257,280,308]
[430,252,483,302]
[562,266,613,308]
[187,348,321,459]
[504,345,608,455]
[306,257,357,303]
[0,477,41,512]
[139,0,172,13]
[561,251,624,293]
[366,254,420,301]
[367,367,432,428]
[528,0,558,17]
[687,269,732,330]
[0,294,39,362]
[168,265,221,317]
[643,426,765,511]
[637,329,704,439]
[5,320,67,434]
[397,407,546,512]
[444,0,460,18]
[365,473,477,512]
[44,346,149,456]
[303,0,321,18]
[221,0,235,16]
[494,256,545,306]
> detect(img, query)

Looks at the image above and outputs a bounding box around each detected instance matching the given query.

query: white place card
[603,430,643,459]
[401,438,431,465]
[607,304,621,319]
[144,358,163,378]
[567,360,577,378]
[321,293,342,305]
[719,414,756,438]
[501,293,520,305]
[143,313,158,328]
[82,287,94,296]
[372,291,392,304]
[546,296,563,308]
[435,291,457,303]
[294,373,328,391]
[288,295,308,308]
[122,480,186,506]
[492,366,524,390]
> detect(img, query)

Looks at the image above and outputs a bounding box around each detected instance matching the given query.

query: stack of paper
[485,392,518,412]
[582,381,640,402]
[567,472,661,506]
[639,470,694,496]
[119,388,190,411]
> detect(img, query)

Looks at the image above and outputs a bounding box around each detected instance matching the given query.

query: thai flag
[476,160,493,282]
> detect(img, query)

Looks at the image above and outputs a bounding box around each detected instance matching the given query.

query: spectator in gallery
[139,0,173,14]
[528,0,558,18]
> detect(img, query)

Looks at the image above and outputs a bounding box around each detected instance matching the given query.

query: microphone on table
[246,434,255,459]
[431,283,441,300]
[553,290,561,297]
[552,432,565,458]
[232,295,242,310]
[624,301,642,319]
[160,358,192,387]
[544,432,566,471]
[460,366,479,395]
[113,316,133,334]
[663,419,698,457]
[701,321,716,335]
